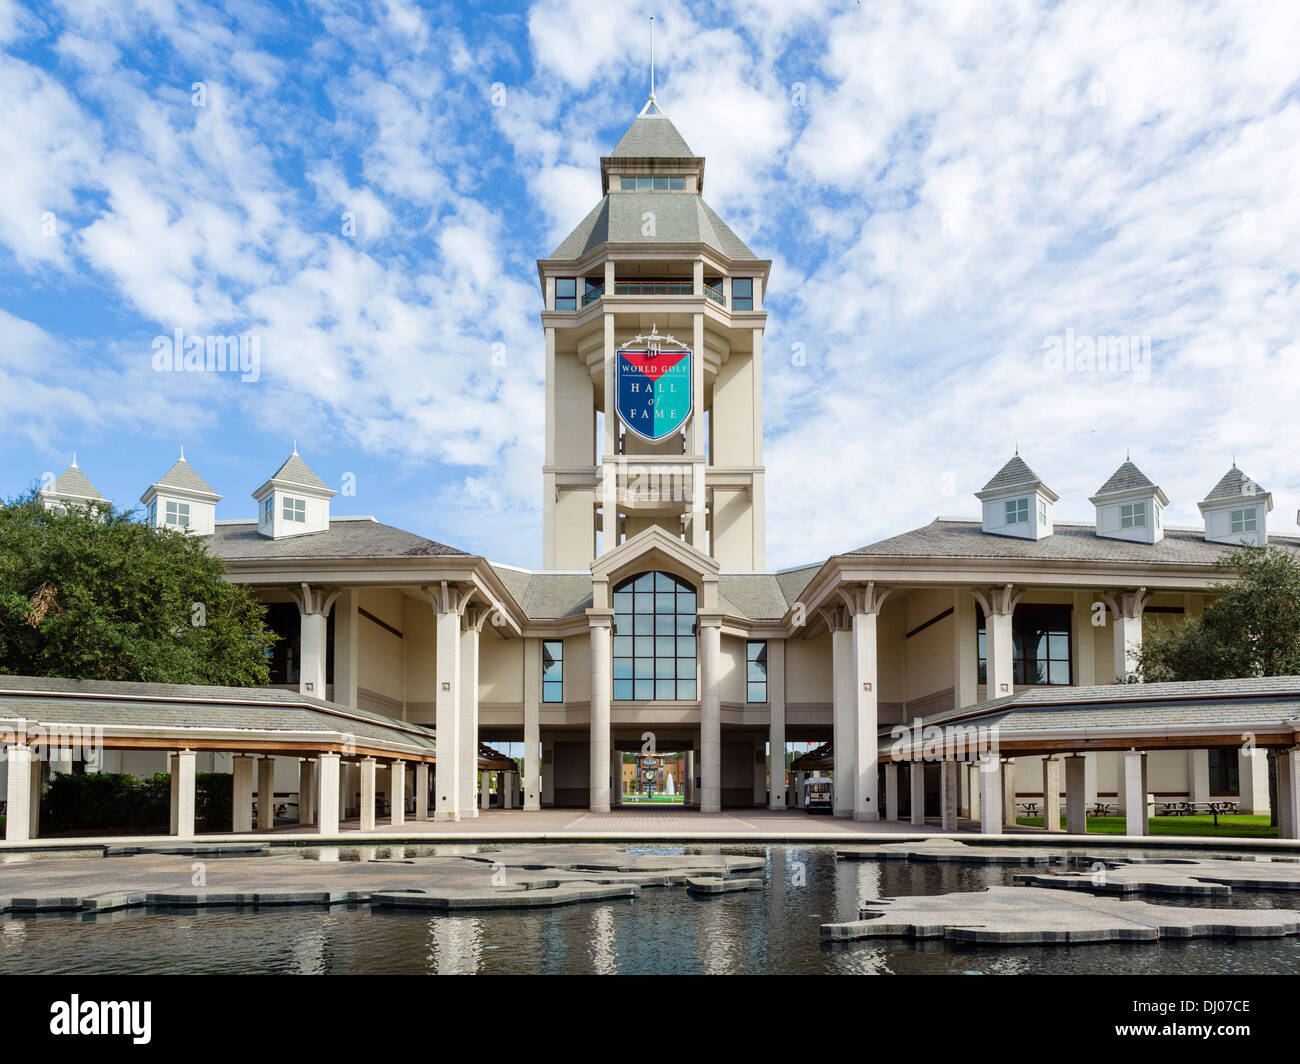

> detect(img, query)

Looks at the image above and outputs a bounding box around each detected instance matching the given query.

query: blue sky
[1,0,1298,569]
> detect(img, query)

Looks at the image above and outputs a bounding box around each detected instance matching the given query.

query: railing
[703,283,725,306]
[614,281,694,296]
[581,284,604,307]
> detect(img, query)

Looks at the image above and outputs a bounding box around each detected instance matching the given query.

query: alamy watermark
[152,328,261,382]
[1042,328,1150,382]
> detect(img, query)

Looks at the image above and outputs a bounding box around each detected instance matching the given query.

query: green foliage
[1137,545,1300,682]
[0,490,275,685]
[41,771,234,833]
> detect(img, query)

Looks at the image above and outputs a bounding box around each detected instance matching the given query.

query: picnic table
[1017,801,1039,818]
[1089,802,1114,817]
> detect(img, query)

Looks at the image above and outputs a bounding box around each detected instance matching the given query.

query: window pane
[654,614,675,635]
[748,682,767,703]
[677,680,696,700]
[748,661,766,682]
[669,177,684,190]
[1012,660,1025,685]
[655,679,676,699]
[634,679,655,699]
[613,636,633,656]
[676,615,696,636]
[636,176,652,190]
[620,177,635,190]
[655,658,675,679]
[613,658,632,679]
[655,572,675,591]
[634,613,654,635]
[1048,660,1070,684]
[543,682,563,703]
[676,636,694,656]
[634,657,654,679]
[614,680,633,700]
[677,591,696,613]
[655,636,675,657]
[634,636,654,657]
[653,176,669,190]
[613,592,633,613]
[676,657,696,679]
[634,592,655,613]
[543,659,563,682]
[633,573,654,591]
[655,593,675,613]
[613,614,631,635]
[1048,633,1069,659]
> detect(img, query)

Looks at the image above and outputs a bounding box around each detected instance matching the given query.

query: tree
[0,491,275,685]
[1137,544,1300,683]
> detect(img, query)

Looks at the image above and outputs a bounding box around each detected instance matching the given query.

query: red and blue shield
[616,348,692,442]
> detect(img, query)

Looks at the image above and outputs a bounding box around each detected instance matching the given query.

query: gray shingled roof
[1094,459,1155,496]
[550,193,756,261]
[269,452,329,491]
[849,519,1300,565]
[775,564,820,607]
[718,574,790,620]
[155,457,219,497]
[518,574,594,620]
[980,455,1043,493]
[884,675,1300,753]
[609,112,696,158]
[0,675,437,753]
[1203,465,1267,503]
[49,464,107,502]
[208,518,468,560]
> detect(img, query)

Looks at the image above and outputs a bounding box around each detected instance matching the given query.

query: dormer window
[1005,498,1029,524]
[619,176,685,190]
[555,277,576,310]
[1230,508,1257,534]
[731,278,753,311]
[263,497,273,523]
[165,500,190,528]
[1120,502,1146,528]
[282,497,306,522]
[1037,498,1047,523]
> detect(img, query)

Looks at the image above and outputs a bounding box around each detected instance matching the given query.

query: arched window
[612,572,697,700]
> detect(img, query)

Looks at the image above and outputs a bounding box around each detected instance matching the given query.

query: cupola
[1198,464,1271,545]
[39,453,109,514]
[251,448,335,539]
[1089,457,1168,545]
[975,453,1057,540]
[141,448,221,535]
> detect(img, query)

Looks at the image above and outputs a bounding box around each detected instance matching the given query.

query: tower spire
[650,16,655,101]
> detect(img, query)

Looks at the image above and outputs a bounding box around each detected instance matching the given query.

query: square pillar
[317,753,340,835]
[588,614,613,812]
[1065,755,1087,834]
[542,741,555,807]
[523,637,542,811]
[768,640,787,809]
[169,752,181,835]
[333,588,359,707]
[5,744,33,842]
[1278,749,1298,840]
[390,761,406,825]
[830,620,855,817]
[458,615,482,819]
[29,760,41,839]
[415,762,430,821]
[952,588,979,710]
[967,762,982,825]
[359,757,377,832]
[699,616,723,813]
[232,755,255,833]
[173,749,196,838]
[480,769,491,810]
[979,756,1003,834]
[1123,750,1148,836]
[257,756,276,830]
[848,597,883,822]
[1002,759,1017,825]
[909,762,925,826]
[884,763,900,821]
[298,759,316,825]
[296,586,330,698]
[1041,756,1063,832]
[1187,749,1211,804]
[432,597,462,822]
[1238,747,1270,815]
[939,761,959,831]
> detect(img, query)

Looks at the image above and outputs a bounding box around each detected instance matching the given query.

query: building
[11,95,1297,835]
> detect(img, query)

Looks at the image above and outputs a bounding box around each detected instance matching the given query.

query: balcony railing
[574,281,728,306]
[703,283,725,306]
[581,284,604,307]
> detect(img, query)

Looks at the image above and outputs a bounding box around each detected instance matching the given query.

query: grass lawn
[619,794,684,805]
[1014,814,1276,838]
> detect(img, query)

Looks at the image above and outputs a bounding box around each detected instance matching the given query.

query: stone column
[1065,755,1087,834]
[1278,749,1298,840]
[1103,589,1149,681]
[174,749,196,838]
[29,760,40,839]
[768,639,786,809]
[542,741,555,807]
[952,587,979,710]
[169,752,181,835]
[1002,759,1018,825]
[973,586,1021,699]
[967,762,981,825]
[1239,747,1270,815]
[1187,749,1210,804]
[317,752,340,835]
[480,769,490,810]
[359,757,377,832]
[333,588,359,707]
[1042,756,1062,832]
[459,607,486,818]
[939,761,959,831]
[257,756,276,830]
[979,756,1003,834]
[1072,591,1097,686]
[884,763,900,822]
[699,616,723,814]
[426,584,464,822]
[415,761,430,821]
[232,755,255,833]
[293,584,337,698]
[843,583,889,821]
[1123,750,1148,836]
[298,759,316,825]
[588,612,613,812]
[391,760,406,825]
[825,607,855,817]
[909,762,925,826]
[523,637,542,811]
[689,310,707,551]
[600,310,618,552]
[5,743,33,842]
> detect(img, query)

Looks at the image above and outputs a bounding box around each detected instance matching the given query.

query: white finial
[179,444,185,461]
[293,440,298,456]
[650,16,655,101]
[71,451,78,468]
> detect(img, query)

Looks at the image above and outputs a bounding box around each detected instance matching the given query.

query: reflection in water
[1,845,1300,974]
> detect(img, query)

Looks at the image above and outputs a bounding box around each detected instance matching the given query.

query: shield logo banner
[616,347,692,442]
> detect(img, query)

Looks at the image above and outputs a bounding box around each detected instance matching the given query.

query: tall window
[613,572,697,700]
[1208,749,1240,794]
[555,277,576,310]
[1230,508,1257,533]
[731,277,753,310]
[1121,502,1146,528]
[1005,497,1029,524]
[977,604,1071,685]
[542,640,564,703]
[746,640,768,703]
